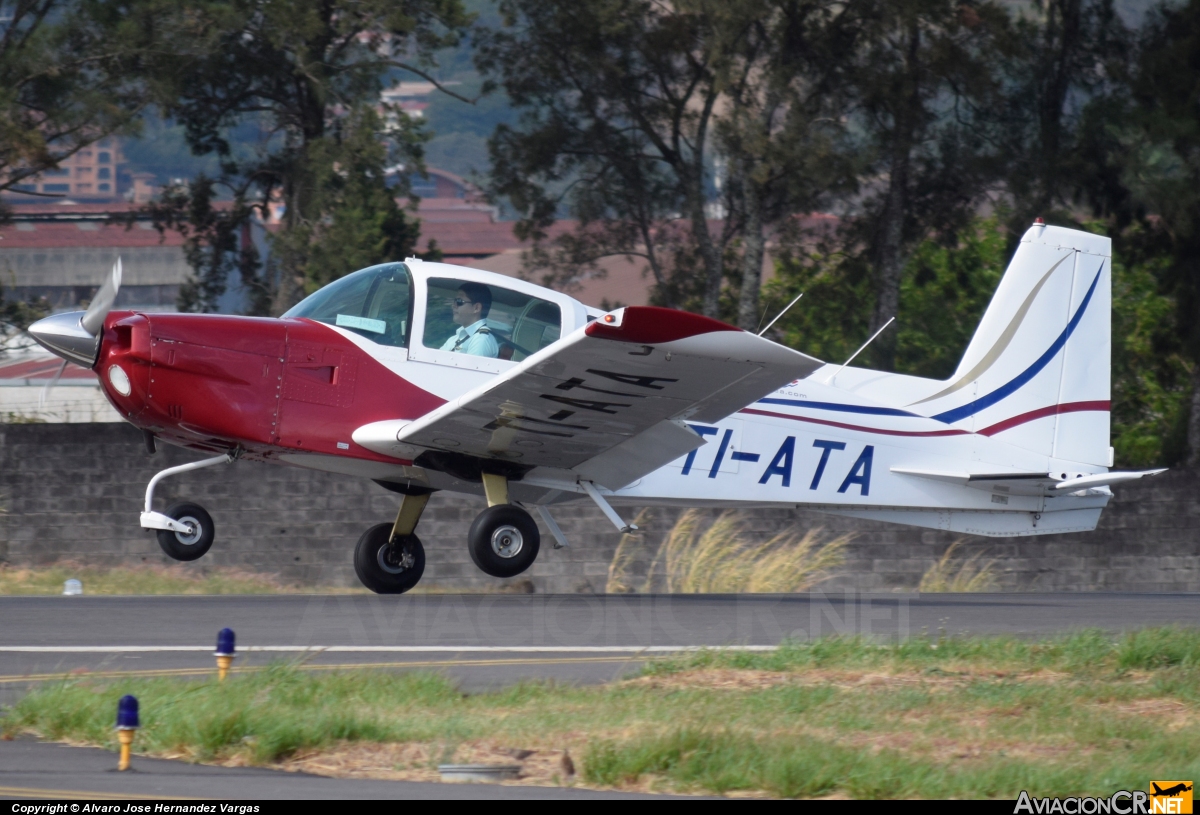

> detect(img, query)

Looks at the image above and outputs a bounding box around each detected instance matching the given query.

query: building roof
[0,348,98,384]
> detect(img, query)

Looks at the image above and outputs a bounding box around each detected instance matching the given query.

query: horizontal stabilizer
[891,466,1166,496]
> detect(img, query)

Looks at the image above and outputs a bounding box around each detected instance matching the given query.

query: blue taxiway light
[116,695,139,730]
[216,627,236,657]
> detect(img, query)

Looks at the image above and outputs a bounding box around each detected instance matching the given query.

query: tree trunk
[693,186,724,319]
[737,171,766,330]
[870,16,920,371]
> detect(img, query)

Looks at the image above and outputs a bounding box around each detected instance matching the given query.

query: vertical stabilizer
[909,223,1111,466]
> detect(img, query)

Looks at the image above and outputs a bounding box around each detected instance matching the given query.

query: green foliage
[271,106,433,297]
[894,221,1007,379]
[768,217,1006,376]
[142,0,472,313]
[1109,240,1189,467]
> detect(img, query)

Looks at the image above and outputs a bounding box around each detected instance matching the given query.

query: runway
[1,592,1197,699]
[1,592,1197,799]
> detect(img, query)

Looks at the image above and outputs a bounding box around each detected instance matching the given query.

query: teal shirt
[440,319,500,358]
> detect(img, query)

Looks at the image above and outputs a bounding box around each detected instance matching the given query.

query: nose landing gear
[139,452,234,563]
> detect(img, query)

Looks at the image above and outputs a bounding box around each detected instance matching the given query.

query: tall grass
[640,510,848,593]
[918,540,997,592]
[605,509,652,594]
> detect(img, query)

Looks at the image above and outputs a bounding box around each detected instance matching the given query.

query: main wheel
[156,502,215,561]
[354,523,425,594]
[468,504,540,578]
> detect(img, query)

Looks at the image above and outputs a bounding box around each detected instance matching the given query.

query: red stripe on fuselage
[738,407,972,437]
[738,400,1110,440]
[976,400,1110,436]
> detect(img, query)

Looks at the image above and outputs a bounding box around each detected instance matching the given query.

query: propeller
[27,258,123,403]
[81,257,122,336]
[38,360,68,408]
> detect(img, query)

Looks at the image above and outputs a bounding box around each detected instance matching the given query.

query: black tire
[468,504,540,578]
[354,523,425,594]
[156,502,215,561]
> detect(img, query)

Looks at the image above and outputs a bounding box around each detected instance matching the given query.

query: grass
[919,540,998,592]
[0,562,345,595]
[608,509,849,593]
[5,627,1199,798]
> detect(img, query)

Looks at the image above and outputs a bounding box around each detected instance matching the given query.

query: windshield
[282,263,413,348]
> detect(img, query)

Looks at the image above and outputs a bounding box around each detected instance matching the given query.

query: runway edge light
[215,627,236,681]
[115,695,139,771]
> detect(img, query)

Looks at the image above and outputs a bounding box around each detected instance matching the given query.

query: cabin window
[282,263,413,348]
[422,277,562,361]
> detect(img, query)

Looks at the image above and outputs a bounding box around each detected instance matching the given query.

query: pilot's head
[452,282,492,327]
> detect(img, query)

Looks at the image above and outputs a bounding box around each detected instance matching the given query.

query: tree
[148,0,471,314]
[0,0,157,210]
[996,0,1130,229]
[479,0,858,322]
[1120,0,1200,466]
[842,0,1008,370]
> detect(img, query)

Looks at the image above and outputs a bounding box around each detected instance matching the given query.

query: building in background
[0,203,191,312]
[3,137,158,204]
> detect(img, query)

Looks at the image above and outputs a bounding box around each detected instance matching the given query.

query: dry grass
[605,508,653,594]
[647,510,848,593]
[0,561,359,595]
[918,540,997,592]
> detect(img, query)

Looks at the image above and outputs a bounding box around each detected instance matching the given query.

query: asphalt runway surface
[1,592,1197,799]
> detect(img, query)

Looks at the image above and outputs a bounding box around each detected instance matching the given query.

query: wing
[354,306,823,489]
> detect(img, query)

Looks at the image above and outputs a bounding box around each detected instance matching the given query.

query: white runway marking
[0,644,780,653]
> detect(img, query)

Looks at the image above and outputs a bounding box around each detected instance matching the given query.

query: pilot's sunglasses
[453,298,473,307]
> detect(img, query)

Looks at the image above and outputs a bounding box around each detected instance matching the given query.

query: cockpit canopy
[283,261,575,362]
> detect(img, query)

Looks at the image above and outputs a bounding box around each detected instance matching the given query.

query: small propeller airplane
[27,220,1164,593]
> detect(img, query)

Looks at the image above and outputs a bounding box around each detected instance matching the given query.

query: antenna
[825,316,894,385]
[757,292,803,337]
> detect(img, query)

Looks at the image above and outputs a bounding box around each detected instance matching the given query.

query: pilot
[441,282,499,358]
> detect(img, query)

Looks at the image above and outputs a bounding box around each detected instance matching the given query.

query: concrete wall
[1,423,1197,592]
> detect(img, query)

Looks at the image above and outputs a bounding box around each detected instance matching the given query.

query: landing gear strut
[139,452,233,562]
[467,473,541,578]
[354,490,429,594]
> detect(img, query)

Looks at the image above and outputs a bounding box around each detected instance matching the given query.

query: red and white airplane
[28,221,1163,593]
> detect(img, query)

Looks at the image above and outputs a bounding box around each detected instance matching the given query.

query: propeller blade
[38,359,68,408]
[80,257,122,336]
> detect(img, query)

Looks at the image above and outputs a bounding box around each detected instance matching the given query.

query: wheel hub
[490,525,524,558]
[378,541,415,574]
[174,516,202,545]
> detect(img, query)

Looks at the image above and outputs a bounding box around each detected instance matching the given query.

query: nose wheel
[354,523,426,594]
[155,502,215,561]
[468,504,541,578]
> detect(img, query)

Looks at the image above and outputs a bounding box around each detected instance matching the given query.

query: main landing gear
[354,489,429,594]
[357,473,555,594]
[139,453,234,562]
[467,474,541,578]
